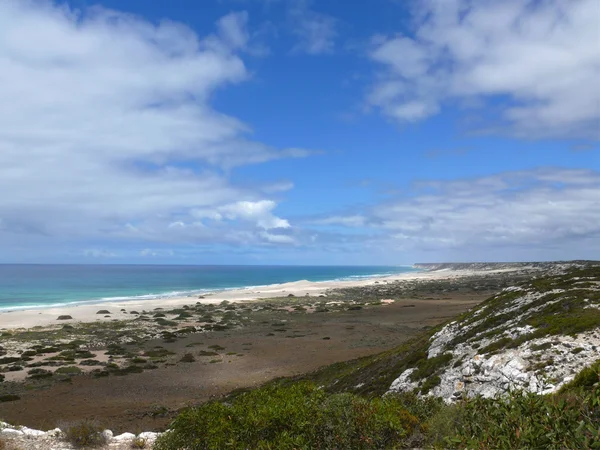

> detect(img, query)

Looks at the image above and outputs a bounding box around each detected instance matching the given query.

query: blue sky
[0,0,598,264]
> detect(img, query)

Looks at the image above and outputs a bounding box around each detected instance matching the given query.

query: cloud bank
[368,0,600,139]
[0,0,298,258]
[317,168,600,260]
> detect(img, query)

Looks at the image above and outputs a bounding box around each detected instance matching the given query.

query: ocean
[0,264,418,311]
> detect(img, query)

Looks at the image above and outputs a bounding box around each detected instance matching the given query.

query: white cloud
[83,249,117,258]
[289,1,337,54]
[259,231,296,244]
[369,168,600,252]
[0,1,303,255]
[215,10,270,56]
[217,11,250,50]
[140,248,174,257]
[312,215,367,227]
[368,0,600,138]
[219,200,291,229]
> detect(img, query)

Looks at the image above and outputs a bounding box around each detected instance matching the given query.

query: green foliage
[419,375,441,394]
[154,373,600,450]
[410,353,452,382]
[527,308,600,337]
[154,382,420,450]
[55,365,82,375]
[180,353,196,363]
[561,359,600,392]
[143,347,175,358]
[480,336,514,354]
[61,420,107,448]
[444,387,600,449]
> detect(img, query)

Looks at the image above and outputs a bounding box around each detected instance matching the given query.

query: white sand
[0,268,507,330]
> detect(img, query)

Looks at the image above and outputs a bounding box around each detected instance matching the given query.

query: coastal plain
[0,267,541,434]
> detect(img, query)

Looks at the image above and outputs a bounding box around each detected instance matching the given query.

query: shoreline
[0,268,518,330]
[0,268,417,313]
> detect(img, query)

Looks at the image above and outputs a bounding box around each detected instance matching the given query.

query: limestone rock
[113,431,136,442]
[388,267,600,402]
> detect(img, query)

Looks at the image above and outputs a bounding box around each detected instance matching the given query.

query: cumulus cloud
[0,0,303,256]
[219,200,291,229]
[368,0,600,139]
[259,231,296,244]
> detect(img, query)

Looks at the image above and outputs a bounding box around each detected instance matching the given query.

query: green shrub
[55,366,82,375]
[61,420,107,448]
[445,387,600,449]
[180,353,196,363]
[154,382,420,450]
[420,375,441,394]
[143,347,175,358]
[0,394,20,402]
[561,359,600,391]
[27,368,52,379]
[409,353,452,382]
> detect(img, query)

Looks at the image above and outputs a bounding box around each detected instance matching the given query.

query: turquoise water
[0,265,418,311]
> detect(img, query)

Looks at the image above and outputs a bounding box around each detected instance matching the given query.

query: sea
[0,264,419,311]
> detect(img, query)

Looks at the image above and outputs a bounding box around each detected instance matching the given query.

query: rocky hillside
[389,264,600,401]
[298,263,600,402]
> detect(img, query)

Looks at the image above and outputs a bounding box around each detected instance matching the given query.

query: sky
[0,0,599,265]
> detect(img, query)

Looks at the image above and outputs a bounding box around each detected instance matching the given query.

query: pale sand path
[0,268,516,329]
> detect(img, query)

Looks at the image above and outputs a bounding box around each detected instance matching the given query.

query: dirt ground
[0,294,485,433]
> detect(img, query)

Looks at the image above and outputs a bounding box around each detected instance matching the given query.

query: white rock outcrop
[388,277,600,402]
[0,421,161,449]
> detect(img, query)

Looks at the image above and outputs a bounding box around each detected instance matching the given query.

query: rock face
[388,265,600,402]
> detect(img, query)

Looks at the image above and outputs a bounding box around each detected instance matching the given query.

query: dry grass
[131,437,147,448]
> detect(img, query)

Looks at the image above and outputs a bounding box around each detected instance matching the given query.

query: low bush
[55,366,82,375]
[153,366,600,450]
[154,382,420,450]
[443,386,600,449]
[61,420,107,448]
[180,353,196,363]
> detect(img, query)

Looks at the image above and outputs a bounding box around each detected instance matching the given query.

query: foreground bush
[154,382,420,450]
[155,361,600,449]
[443,384,600,449]
[60,419,107,448]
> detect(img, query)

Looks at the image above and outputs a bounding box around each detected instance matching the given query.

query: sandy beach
[0,268,507,330]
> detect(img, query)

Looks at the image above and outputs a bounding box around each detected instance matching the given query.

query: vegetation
[153,366,600,449]
[443,384,600,449]
[154,382,421,450]
[61,420,107,448]
[153,265,600,449]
